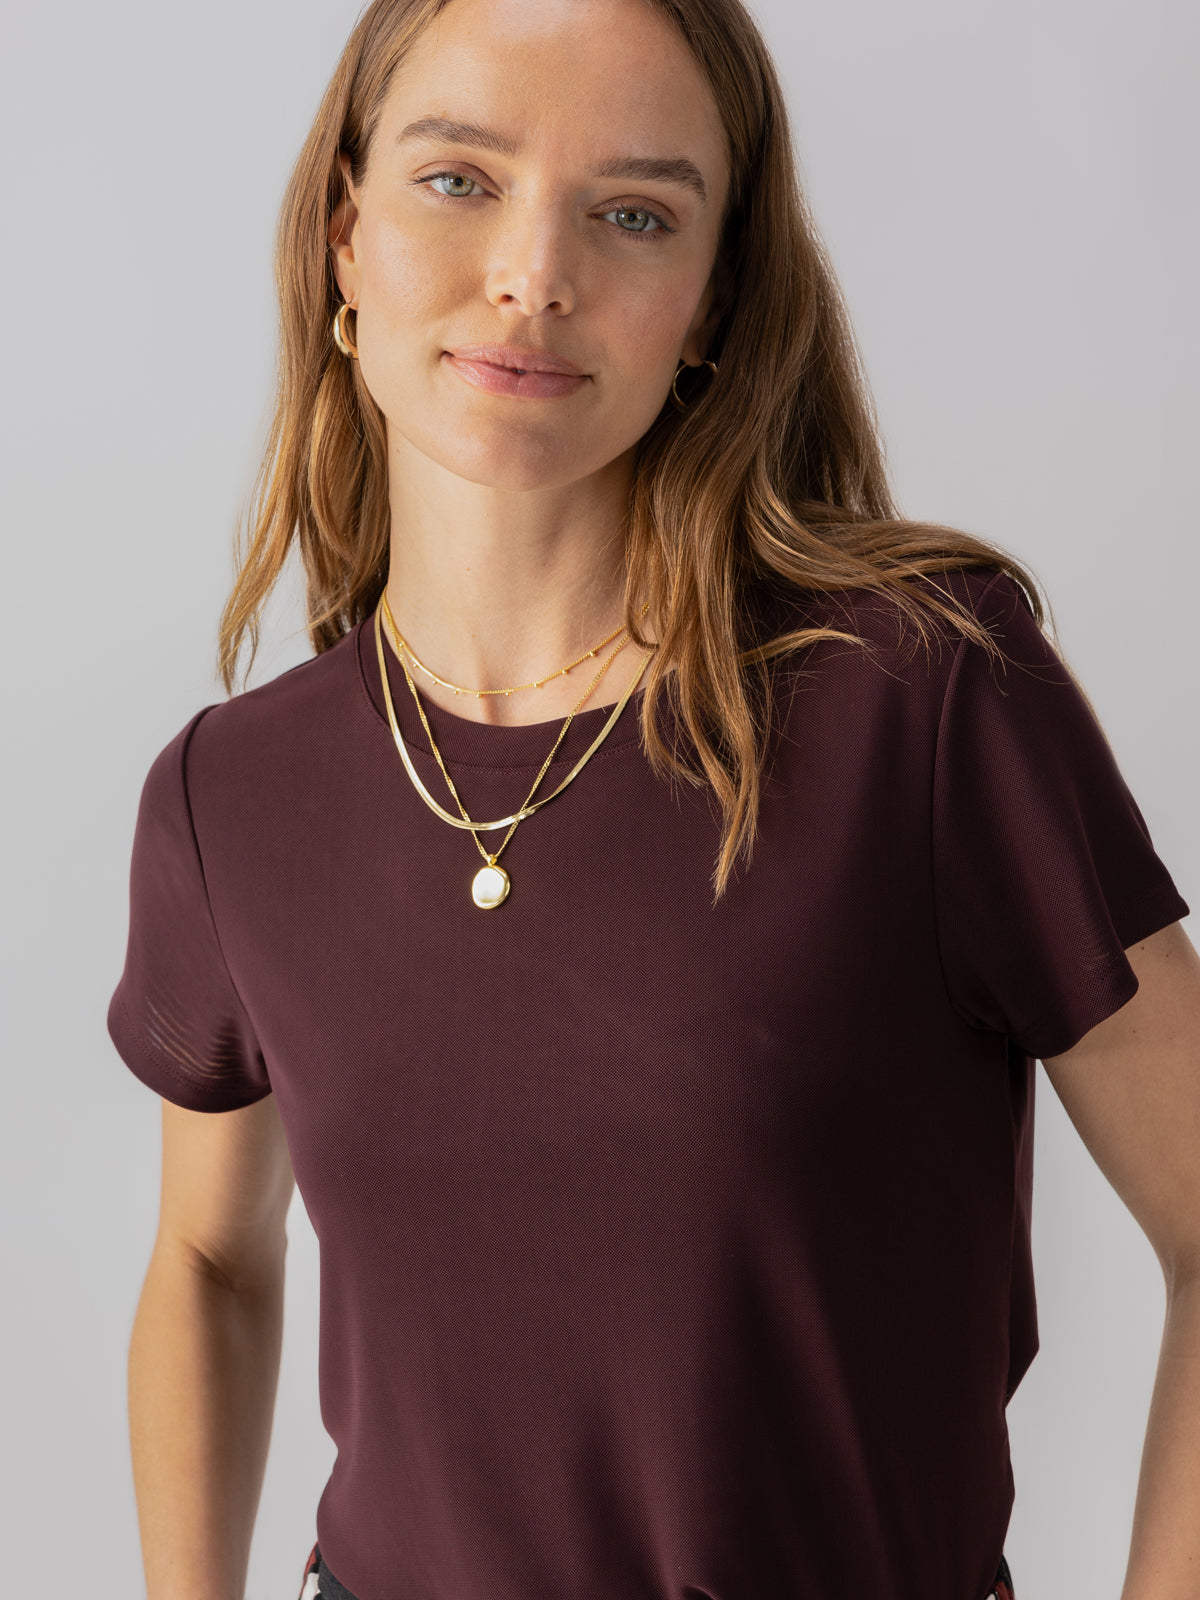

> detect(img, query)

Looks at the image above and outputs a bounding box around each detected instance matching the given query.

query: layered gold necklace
[373,592,652,907]
[399,616,635,699]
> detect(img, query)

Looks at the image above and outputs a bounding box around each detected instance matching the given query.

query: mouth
[446,343,585,377]
[442,346,589,402]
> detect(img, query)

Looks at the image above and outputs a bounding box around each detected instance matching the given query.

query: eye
[415,170,486,198]
[600,205,674,242]
[411,171,675,242]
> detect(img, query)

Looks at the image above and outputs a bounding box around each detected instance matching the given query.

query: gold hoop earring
[333,301,359,360]
[671,357,718,412]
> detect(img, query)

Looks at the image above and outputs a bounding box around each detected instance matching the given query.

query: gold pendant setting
[471,861,511,909]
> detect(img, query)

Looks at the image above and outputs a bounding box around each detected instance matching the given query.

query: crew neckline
[355,612,650,772]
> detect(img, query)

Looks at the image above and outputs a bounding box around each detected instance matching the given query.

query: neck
[382,435,651,727]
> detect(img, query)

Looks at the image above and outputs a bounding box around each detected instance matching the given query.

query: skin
[1040,921,1200,1599]
[327,0,731,726]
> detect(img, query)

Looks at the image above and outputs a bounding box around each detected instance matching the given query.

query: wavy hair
[217,0,1052,899]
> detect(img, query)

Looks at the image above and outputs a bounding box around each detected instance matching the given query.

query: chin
[427,432,604,493]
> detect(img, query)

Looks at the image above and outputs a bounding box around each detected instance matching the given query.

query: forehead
[379,0,729,194]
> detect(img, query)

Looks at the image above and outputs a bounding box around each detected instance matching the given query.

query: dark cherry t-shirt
[106,567,1190,1600]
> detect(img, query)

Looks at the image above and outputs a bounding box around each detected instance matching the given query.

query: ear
[680,258,728,366]
[328,152,362,306]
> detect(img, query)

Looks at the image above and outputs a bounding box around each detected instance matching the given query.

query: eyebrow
[396,116,708,206]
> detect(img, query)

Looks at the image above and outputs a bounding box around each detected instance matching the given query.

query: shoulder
[161,622,365,799]
[812,563,1029,639]
[749,563,1035,680]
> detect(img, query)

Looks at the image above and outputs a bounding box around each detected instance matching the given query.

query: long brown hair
[218,0,1052,900]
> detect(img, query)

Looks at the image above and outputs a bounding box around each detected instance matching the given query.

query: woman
[106,1,1200,1597]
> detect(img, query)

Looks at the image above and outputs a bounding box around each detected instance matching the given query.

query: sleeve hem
[107,984,272,1114]
[1012,886,1191,1060]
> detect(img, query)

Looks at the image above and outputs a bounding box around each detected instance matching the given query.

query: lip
[446,343,585,376]
[443,347,589,401]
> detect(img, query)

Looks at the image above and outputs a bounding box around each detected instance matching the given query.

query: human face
[328,0,730,494]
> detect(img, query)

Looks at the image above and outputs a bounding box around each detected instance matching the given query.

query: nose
[483,201,577,318]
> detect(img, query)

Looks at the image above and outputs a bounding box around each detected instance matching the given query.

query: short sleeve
[107,706,271,1112]
[932,573,1191,1060]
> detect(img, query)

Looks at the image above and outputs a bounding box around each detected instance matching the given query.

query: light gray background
[2,1,1195,1596]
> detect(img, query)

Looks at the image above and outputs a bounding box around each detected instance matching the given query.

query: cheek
[600,268,709,376]
[353,218,469,412]
[359,215,470,335]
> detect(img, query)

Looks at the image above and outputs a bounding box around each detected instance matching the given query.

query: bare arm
[128,1091,295,1600]
[1041,920,1200,1600]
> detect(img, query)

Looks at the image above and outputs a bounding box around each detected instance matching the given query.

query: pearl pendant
[471,861,511,909]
